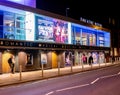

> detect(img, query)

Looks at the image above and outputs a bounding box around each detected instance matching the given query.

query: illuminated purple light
[5,0,36,8]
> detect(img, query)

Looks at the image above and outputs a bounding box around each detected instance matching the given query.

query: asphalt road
[0,65,120,95]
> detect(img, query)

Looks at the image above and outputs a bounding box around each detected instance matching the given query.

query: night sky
[36,0,119,28]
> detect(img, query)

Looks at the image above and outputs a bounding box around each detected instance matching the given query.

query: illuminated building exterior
[0,1,110,74]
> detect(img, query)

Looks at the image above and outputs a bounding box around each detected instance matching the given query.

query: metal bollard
[105,58,107,66]
[70,61,73,73]
[58,62,60,75]
[19,65,22,81]
[41,63,44,77]
[81,62,84,71]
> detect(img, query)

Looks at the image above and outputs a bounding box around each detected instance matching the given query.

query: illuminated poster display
[99,52,105,63]
[53,20,68,43]
[65,51,72,66]
[92,52,98,64]
[36,16,54,42]
[41,53,47,64]
[26,53,33,65]
[36,16,68,44]
[0,4,110,47]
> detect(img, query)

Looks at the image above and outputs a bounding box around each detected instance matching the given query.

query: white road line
[45,91,54,95]
[118,72,120,75]
[56,84,89,92]
[91,78,99,84]
[45,72,120,95]
[100,74,118,79]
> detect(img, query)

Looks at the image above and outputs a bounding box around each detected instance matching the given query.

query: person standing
[88,55,93,65]
[8,55,15,74]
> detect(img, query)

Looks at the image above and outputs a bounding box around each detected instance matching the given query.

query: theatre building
[0,1,111,74]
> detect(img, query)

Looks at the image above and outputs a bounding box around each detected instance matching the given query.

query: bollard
[105,58,107,66]
[98,61,100,68]
[58,62,60,75]
[91,60,93,69]
[81,62,84,71]
[41,63,44,77]
[70,61,73,73]
[19,65,22,81]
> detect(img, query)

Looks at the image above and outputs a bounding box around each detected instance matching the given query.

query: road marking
[45,84,90,95]
[45,91,54,95]
[45,72,120,95]
[118,72,120,75]
[91,78,99,84]
[56,84,89,92]
[100,74,118,79]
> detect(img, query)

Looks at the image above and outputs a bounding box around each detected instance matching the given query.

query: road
[0,65,120,95]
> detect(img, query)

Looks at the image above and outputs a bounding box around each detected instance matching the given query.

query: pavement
[0,62,118,87]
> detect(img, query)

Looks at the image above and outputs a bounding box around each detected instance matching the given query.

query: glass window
[3,12,15,39]
[4,12,14,27]
[15,28,25,40]
[15,14,25,29]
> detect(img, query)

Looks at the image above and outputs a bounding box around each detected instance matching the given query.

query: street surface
[0,65,120,95]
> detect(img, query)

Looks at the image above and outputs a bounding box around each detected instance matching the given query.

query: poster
[53,20,68,43]
[26,54,33,65]
[41,53,47,64]
[36,17,54,42]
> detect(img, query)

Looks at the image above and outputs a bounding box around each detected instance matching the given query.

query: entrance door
[2,52,11,73]
[52,52,58,68]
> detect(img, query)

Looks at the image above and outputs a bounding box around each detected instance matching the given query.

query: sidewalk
[0,62,118,87]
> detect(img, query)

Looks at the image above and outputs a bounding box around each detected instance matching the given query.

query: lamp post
[65,7,70,17]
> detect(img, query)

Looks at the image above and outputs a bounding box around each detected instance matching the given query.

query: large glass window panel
[4,32,15,39]
[75,27,81,45]
[0,5,28,41]
[3,12,15,39]
[81,29,89,46]
[25,12,35,41]
[15,14,25,29]
[16,15,25,21]
[82,32,88,45]
[16,21,25,29]
[71,24,82,45]
[71,26,76,44]
[15,28,25,40]
[4,12,14,27]
[97,31,104,47]
[104,31,110,47]
[0,11,3,38]
[88,31,97,46]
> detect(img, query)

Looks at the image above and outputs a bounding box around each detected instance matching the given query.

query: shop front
[0,1,111,74]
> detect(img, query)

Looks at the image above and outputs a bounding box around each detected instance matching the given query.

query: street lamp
[65,7,70,17]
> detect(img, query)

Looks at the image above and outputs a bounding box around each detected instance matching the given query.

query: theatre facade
[0,1,110,74]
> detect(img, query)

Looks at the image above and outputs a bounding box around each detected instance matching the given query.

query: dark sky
[36,0,119,28]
